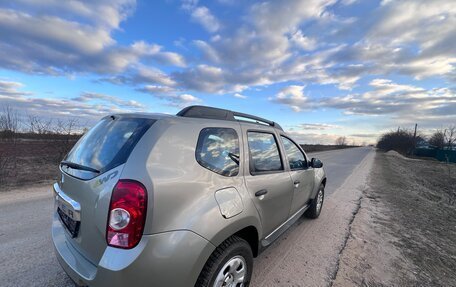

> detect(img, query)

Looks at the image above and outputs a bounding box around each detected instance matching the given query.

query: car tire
[195,236,253,287]
[305,184,325,219]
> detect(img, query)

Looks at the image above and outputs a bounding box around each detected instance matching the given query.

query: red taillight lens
[107,180,147,249]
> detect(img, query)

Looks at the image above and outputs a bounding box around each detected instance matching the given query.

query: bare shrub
[0,106,19,141]
[335,136,347,146]
[53,118,80,162]
[26,115,53,135]
[377,129,415,154]
[444,126,456,149]
[429,130,445,149]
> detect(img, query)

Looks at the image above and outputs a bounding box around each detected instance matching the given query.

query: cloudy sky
[0,0,455,144]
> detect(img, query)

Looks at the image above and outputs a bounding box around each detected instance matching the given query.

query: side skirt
[260,204,310,249]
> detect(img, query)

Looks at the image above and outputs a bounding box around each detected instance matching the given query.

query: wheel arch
[310,171,327,199]
[321,177,327,187]
[233,226,259,257]
[208,215,262,258]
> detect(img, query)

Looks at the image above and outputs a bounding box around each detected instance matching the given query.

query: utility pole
[413,123,417,149]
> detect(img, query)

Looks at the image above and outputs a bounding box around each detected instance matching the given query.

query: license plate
[57,206,80,238]
[54,184,82,238]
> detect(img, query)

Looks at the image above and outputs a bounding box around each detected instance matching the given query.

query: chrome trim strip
[54,183,81,221]
[261,204,309,247]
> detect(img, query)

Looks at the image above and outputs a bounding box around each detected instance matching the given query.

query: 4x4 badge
[93,170,118,188]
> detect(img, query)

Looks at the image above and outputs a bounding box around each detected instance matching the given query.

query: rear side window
[64,116,155,179]
[196,128,240,177]
[247,132,283,173]
[281,136,307,170]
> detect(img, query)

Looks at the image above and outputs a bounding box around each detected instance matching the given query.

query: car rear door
[241,124,294,237]
[279,135,315,215]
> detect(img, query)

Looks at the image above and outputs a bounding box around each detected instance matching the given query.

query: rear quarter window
[196,128,240,177]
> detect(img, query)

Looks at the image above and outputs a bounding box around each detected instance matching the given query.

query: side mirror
[311,158,323,168]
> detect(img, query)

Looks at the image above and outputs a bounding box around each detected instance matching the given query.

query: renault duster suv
[52,105,326,287]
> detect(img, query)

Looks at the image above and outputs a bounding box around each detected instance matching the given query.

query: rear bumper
[52,215,215,287]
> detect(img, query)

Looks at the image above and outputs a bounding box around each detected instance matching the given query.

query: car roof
[108,105,284,131]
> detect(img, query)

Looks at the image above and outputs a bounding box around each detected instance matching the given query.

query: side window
[247,132,283,173]
[196,128,240,177]
[281,136,306,170]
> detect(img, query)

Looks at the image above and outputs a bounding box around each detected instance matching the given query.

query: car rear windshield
[63,116,155,179]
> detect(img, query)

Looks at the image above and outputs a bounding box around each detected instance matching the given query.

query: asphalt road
[309,147,372,196]
[0,147,373,287]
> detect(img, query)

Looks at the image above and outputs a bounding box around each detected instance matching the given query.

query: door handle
[294,180,300,185]
[255,189,268,197]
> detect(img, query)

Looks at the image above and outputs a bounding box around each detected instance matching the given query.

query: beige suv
[52,105,326,287]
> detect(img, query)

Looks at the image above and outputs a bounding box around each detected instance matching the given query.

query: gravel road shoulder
[333,151,456,286]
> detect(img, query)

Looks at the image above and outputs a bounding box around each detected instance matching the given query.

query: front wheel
[195,236,253,287]
[305,184,325,219]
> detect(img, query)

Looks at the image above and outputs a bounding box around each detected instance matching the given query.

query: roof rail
[176,105,283,131]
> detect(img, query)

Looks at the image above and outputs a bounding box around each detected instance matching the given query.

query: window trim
[280,135,309,171]
[195,127,240,177]
[246,129,285,176]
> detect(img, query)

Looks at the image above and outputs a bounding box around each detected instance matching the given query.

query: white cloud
[181,1,220,33]
[137,85,202,107]
[136,85,175,94]
[298,123,340,130]
[0,80,31,96]
[0,0,455,122]
[191,6,220,33]
[272,85,309,112]
[233,93,247,99]
[319,79,456,124]
[285,129,342,145]
[10,0,135,30]
[73,92,146,109]
[340,0,358,5]
[179,93,200,103]
[0,84,147,121]
[101,66,177,87]
[0,2,185,75]
[290,30,317,51]
[182,0,455,95]
[193,40,220,63]
[271,79,456,130]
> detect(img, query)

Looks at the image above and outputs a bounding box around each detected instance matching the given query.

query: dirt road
[0,147,374,287]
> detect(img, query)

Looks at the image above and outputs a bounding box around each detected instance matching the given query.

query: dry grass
[0,139,77,190]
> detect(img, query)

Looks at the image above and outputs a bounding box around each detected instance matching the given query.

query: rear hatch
[55,115,155,265]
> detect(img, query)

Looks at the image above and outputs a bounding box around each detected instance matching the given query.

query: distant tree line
[377,125,456,155]
[0,106,86,141]
[0,106,88,185]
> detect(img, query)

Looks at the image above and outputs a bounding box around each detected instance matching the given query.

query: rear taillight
[107,180,147,249]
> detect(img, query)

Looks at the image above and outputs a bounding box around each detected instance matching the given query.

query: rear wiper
[60,161,100,173]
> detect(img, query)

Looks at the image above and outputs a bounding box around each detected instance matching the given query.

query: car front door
[280,135,315,215]
[241,125,294,237]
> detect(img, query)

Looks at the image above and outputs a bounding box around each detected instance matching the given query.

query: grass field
[0,138,77,190]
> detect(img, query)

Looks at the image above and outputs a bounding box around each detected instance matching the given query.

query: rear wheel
[305,184,324,219]
[196,236,253,287]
